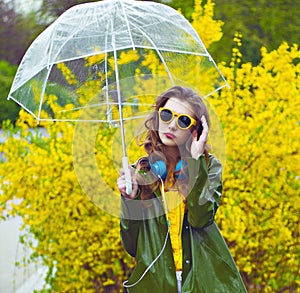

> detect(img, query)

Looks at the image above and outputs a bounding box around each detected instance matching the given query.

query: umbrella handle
[122,157,132,195]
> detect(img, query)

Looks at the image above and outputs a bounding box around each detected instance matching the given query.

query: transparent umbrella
[8,0,228,196]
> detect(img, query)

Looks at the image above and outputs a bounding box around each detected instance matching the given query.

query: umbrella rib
[134,46,208,56]
[48,10,116,67]
[46,46,208,65]
[37,65,53,122]
[203,83,230,99]
[104,20,111,124]
[125,10,204,49]
[92,4,112,123]
[128,23,175,84]
[111,19,127,158]
[46,24,56,70]
[59,102,152,112]
[6,95,39,120]
[119,0,135,50]
[35,115,148,123]
[47,0,136,64]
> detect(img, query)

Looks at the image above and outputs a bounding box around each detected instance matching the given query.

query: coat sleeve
[120,163,143,257]
[120,196,140,257]
[186,155,222,228]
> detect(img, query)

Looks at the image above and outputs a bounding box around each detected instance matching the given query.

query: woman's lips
[165,133,176,139]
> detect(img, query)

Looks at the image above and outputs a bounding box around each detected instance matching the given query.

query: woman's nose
[168,117,177,129]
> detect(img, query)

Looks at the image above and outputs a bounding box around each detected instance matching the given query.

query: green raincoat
[120,155,247,292]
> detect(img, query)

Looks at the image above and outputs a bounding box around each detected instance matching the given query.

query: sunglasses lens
[160,109,173,122]
[178,115,192,129]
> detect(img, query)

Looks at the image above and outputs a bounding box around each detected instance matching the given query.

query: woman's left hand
[190,115,208,159]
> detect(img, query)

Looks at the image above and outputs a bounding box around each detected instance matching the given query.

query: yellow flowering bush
[0,1,299,292]
[0,114,135,292]
[191,0,224,47]
[209,38,300,291]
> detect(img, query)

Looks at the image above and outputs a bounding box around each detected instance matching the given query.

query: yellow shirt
[164,189,186,271]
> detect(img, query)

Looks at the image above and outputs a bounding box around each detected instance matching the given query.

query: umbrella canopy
[8,0,228,123]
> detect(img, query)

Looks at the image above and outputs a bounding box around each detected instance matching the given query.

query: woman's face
[158,97,196,148]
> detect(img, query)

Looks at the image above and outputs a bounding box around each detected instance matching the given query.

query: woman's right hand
[117,167,139,199]
[191,115,209,159]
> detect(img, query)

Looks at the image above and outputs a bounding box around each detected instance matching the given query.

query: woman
[117,86,247,292]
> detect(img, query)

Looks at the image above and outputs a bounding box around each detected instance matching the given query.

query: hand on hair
[190,115,208,159]
[117,166,139,199]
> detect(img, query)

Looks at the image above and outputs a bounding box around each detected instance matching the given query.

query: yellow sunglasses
[158,107,197,130]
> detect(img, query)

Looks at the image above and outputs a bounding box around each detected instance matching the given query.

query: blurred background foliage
[0,0,299,292]
[0,61,18,122]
